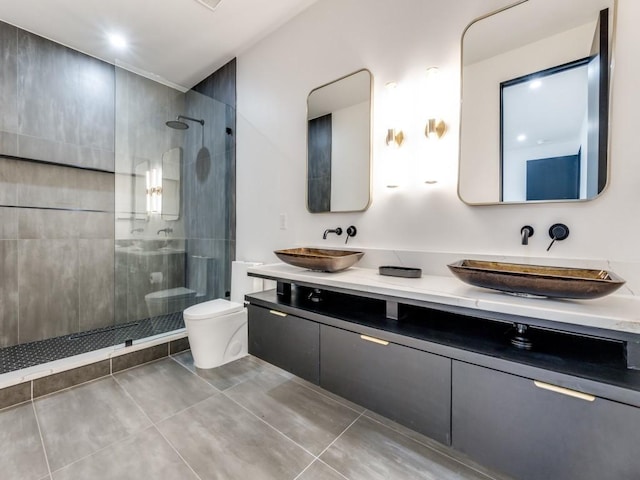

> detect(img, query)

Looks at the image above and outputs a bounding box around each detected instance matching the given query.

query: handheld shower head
[166,115,205,130]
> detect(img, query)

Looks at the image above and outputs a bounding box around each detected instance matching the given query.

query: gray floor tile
[173,351,273,391]
[158,393,314,480]
[226,369,361,455]
[321,416,494,480]
[114,358,217,422]
[297,460,348,480]
[292,376,366,414]
[363,411,513,480]
[51,427,198,480]
[0,402,50,480]
[34,377,151,471]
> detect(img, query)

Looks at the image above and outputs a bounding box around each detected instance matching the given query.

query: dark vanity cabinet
[452,361,640,480]
[247,305,319,383]
[246,284,640,479]
[320,325,451,445]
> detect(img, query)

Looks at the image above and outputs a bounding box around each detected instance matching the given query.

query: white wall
[236,0,640,271]
[331,101,370,211]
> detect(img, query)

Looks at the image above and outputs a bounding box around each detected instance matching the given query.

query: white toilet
[183,261,262,369]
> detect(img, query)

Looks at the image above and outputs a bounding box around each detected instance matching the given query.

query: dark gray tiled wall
[0,237,18,347]
[0,158,115,347]
[0,21,115,171]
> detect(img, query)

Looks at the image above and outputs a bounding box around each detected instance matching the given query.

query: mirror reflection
[133,160,149,219]
[307,69,372,213]
[161,147,182,220]
[458,0,614,205]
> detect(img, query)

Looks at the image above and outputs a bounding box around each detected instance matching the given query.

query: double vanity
[245,259,640,480]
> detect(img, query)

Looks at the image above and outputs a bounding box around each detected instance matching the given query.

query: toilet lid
[183,298,243,320]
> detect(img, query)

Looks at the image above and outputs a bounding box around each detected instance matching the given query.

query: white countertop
[248,263,640,336]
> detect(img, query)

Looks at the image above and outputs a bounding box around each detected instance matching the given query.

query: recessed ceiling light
[195,0,223,12]
[529,79,542,89]
[108,33,128,49]
[517,134,527,142]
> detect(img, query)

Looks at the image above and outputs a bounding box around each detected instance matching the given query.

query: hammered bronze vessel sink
[274,248,364,273]
[448,260,625,299]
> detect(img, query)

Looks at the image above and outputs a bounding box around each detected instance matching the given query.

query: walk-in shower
[0,55,235,377]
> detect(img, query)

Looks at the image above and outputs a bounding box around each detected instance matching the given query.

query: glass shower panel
[114,66,234,341]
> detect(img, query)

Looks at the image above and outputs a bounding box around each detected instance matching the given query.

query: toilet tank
[230,261,263,303]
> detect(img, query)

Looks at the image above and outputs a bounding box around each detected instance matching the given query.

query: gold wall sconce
[425,118,446,140]
[385,81,405,148]
[386,128,405,147]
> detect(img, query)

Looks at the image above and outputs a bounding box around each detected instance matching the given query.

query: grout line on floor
[317,459,352,480]
[45,426,154,476]
[152,425,205,480]
[221,388,319,459]
[31,401,53,480]
[361,412,502,480]
[110,374,157,425]
[110,365,218,426]
[167,354,225,393]
[293,457,352,480]
[291,376,364,415]
[70,356,504,479]
[314,410,365,461]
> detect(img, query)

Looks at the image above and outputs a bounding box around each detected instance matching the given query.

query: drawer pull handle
[269,310,287,317]
[533,381,595,402]
[360,335,389,346]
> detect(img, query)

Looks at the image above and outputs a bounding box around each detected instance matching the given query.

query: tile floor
[0,352,511,480]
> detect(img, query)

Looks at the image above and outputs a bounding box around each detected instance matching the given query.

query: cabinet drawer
[452,361,640,480]
[320,324,451,445]
[248,305,319,383]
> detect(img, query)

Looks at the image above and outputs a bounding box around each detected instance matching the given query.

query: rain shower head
[166,115,205,130]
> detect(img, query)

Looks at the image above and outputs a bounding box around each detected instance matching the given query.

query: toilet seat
[183,298,243,321]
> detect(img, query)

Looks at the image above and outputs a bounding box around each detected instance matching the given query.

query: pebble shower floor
[0,313,184,374]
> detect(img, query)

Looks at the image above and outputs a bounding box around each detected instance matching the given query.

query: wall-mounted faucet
[345,226,357,244]
[546,223,569,251]
[520,225,534,245]
[157,227,173,236]
[323,227,342,240]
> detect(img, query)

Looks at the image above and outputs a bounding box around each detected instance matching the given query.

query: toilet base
[185,309,248,369]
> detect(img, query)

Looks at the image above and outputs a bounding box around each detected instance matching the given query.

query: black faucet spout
[323,227,343,240]
[520,225,534,245]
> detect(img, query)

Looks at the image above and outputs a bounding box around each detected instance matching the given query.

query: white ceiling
[0,0,319,89]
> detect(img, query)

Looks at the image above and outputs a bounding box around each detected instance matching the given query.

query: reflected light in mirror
[146,168,162,214]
